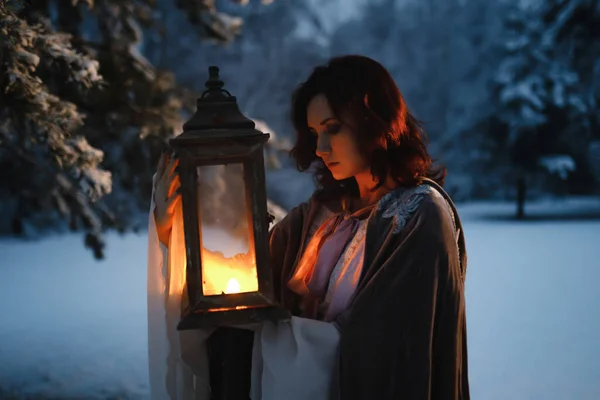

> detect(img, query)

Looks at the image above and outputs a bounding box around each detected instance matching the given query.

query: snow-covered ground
[1,197,599,399]
[463,199,600,400]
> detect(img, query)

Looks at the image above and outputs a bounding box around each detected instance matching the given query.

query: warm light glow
[206,305,251,313]
[167,201,259,300]
[225,278,241,294]
[201,248,258,295]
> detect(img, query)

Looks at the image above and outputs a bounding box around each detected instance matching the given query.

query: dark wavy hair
[290,55,446,201]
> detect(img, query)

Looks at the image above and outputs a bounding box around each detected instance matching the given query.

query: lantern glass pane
[196,163,258,296]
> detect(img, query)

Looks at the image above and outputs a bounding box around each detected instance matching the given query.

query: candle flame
[201,249,258,295]
[225,278,241,294]
[168,204,258,299]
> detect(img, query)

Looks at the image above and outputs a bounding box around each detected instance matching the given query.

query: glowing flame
[201,249,258,295]
[225,278,241,294]
[168,205,258,299]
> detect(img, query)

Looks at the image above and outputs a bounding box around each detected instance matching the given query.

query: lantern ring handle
[200,89,232,98]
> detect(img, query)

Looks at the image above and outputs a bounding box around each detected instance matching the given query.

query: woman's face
[306,94,369,180]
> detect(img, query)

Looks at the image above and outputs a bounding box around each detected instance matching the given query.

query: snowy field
[1,198,600,399]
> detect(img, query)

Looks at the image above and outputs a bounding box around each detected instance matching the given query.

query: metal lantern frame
[170,66,289,330]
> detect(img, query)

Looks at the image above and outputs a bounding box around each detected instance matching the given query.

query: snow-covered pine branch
[0,0,280,259]
[0,2,110,257]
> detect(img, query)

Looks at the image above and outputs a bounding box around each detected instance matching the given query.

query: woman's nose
[315,133,331,159]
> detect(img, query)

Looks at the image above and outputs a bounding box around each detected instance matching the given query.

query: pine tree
[0,0,270,258]
[492,0,599,218]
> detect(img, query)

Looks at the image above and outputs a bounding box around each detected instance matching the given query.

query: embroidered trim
[378,183,464,280]
[341,219,368,267]
[325,219,368,297]
[378,184,433,234]
[321,219,368,312]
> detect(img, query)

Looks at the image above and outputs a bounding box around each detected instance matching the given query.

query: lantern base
[177,305,291,331]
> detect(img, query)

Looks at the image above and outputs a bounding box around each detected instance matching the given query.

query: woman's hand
[154,149,181,246]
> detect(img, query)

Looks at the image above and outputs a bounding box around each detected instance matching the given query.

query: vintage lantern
[171,66,290,330]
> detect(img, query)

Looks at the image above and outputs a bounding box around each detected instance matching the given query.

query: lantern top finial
[173,65,261,135]
[201,66,230,100]
[206,66,224,92]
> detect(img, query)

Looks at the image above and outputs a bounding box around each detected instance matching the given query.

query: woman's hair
[290,55,446,200]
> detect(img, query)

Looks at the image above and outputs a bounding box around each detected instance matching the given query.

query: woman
[149,55,469,399]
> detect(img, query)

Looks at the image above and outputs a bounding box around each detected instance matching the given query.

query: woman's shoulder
[374,179,457,235]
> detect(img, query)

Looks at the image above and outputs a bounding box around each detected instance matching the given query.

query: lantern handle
[201,66,233,98]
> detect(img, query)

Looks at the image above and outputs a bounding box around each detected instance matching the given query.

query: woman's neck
[351,171,399,211]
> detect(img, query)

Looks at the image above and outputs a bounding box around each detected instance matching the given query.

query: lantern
[171,66,290,330]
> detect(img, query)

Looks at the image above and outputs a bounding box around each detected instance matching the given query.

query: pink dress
[252,203,375,400]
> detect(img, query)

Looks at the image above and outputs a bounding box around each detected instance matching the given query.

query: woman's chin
[331,171,351,181]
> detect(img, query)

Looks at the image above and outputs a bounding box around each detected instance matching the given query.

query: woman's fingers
[167,173,181,198]
[158,156,179,190]
[165,190,182,214]
[167,156,179,176]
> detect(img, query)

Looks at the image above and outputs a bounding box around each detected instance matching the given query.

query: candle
[225,278,242,294]
[201,248,258,296]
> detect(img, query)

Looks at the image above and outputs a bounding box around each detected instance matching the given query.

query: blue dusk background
[0,0,599,399]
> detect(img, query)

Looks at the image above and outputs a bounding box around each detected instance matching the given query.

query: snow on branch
[0,3,110,257]
[539,155,576,180]
[38,31,103,88]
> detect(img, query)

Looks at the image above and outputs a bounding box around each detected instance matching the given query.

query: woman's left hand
[153,150,180,246]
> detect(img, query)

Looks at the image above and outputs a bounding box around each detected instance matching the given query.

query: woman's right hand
[154,149,181,246]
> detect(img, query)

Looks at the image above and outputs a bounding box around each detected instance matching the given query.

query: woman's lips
[327,162,339,168]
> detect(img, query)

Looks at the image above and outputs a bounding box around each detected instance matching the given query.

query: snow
[1,198,600,399]
[0,233,149,399]
[540,155,576,179]
[42,32,104,87]
[463,201,600,400]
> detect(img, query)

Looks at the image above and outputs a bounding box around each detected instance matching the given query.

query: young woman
[148,55,469,399]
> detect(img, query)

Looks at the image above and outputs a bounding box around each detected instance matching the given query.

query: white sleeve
[148,174,337,399]
[251,316,340,400]
[147,173,213,400]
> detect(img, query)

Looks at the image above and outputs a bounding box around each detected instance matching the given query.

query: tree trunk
[516,174,526,220]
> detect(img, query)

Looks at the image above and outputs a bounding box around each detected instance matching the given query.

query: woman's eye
[326,124,341,134]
